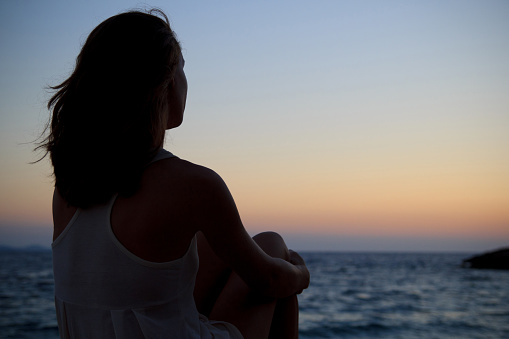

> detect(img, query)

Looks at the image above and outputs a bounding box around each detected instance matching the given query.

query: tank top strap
[147,148,176,166]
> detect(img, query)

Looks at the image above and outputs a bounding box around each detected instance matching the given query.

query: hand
[289,249,310,294]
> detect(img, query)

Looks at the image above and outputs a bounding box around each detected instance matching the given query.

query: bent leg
[269,295,299,339]
[209,232,299,339]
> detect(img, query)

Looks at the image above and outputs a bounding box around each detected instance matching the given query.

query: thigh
[210,271,276,339]
[209,232,291,339]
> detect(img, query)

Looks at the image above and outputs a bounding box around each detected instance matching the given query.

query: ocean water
[0,251,58,339]
[1,251,508,338]
[299,252,509,339]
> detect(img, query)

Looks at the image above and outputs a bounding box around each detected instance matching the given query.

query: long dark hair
[35,9,181,207]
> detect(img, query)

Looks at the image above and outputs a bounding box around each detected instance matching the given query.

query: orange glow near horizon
[2,141,508,244]
[225,154,509,238]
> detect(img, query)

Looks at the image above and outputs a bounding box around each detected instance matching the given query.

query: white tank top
[52,149,243,338]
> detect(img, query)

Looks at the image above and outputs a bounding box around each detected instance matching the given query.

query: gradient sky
[1,1,508,251]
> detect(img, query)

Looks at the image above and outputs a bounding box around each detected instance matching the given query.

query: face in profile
[166,55,187,129]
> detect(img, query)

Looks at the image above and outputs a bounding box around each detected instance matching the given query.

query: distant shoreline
[0,244,51,252]
[0,244,477,255]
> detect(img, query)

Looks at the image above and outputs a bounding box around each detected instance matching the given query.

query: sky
[0,0,508,252]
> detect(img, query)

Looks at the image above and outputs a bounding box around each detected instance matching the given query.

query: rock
[462,247,509,269]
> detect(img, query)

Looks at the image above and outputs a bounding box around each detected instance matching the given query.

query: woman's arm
[188,166,310,298]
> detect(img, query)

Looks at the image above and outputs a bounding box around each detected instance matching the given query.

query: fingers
[289,249,305,266]
[288,249,310,293]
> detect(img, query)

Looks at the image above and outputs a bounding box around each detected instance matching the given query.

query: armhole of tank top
[106,193,196,269]
[51,208,81,248]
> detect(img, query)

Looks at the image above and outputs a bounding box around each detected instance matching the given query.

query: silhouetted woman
[37,9,309,339]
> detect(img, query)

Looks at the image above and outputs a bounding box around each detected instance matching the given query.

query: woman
[38,9,309,339]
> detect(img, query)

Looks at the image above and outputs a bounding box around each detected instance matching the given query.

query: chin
[166,119,183,130]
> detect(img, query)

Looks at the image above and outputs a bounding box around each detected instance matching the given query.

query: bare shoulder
[145,157,225,189]
[138,157,230,213]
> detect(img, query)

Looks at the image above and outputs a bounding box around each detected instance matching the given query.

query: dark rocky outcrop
[462,247,509,269]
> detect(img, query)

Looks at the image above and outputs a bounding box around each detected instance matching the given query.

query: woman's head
[58,9,183,147]
[39,9,184,207]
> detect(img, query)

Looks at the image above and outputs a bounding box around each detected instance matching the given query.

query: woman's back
[53,152,213,262]
[52,150,243,338]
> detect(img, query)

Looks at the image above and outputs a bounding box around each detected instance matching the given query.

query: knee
[253,231,290,261]
[253,231,283,243]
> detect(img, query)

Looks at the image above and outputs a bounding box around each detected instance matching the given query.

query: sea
[1,250,508,339]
